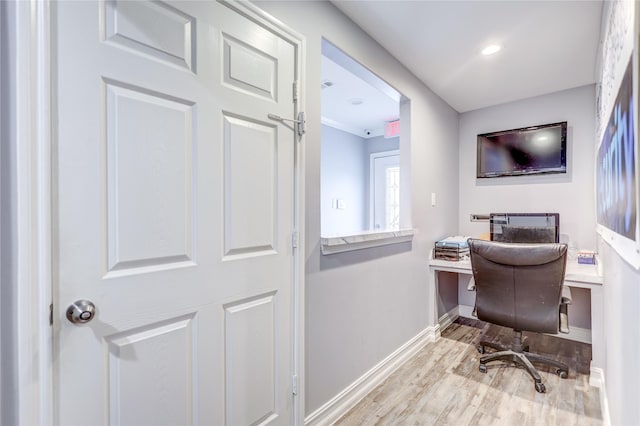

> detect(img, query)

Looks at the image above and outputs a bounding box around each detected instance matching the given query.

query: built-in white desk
[428,254,604,387]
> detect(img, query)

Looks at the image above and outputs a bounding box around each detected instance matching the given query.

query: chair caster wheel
[479,364,487,373]
[557,369,568,379]
[535,382,546,393]
[477,345,485,354]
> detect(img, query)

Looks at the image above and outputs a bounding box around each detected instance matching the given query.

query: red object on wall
[385,120,400,138]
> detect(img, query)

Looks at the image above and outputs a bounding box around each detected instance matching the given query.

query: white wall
[456,85,597,330]
[259,1,460,417]
[598,242,640,424]
[366,134,399,155]
[320,128,401,236]
[596,2,640,425]
[458,85,597,251]
[321,125,367,236]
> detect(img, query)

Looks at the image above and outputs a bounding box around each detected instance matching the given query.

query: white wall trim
[304,326,437,426]
[589,364,605,389]
[438,305,460,331]
[458,303,475,320]
[10,0,53,424]
[321,116,384,139]
[559,326,593,345]
[595,368,611,426]
[320,228,416,255]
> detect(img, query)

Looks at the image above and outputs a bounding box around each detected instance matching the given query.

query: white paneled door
[54,1,299,424]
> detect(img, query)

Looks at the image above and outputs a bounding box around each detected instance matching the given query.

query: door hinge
[49,303,53,326]
[293,80,298,102]
[292,374,298,395]
[267,112,306,138]
[291,231,299,249]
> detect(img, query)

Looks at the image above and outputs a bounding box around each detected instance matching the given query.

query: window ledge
[320,228,417,255]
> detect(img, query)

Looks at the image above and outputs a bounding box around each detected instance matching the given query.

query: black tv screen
[477,122,567,178]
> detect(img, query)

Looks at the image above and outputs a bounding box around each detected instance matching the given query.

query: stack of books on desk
[434,236,470,261]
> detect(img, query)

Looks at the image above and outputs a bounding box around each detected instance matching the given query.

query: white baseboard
[589,363,604,388]
[438,306,459,331]
[562,326,592,344]
[304,326,437,426]
[457,304,592,344]
[590,365,610,425]
[459,304,475,319]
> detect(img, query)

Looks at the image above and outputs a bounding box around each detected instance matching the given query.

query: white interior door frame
[2,0,53,424]
[4,1,306,424]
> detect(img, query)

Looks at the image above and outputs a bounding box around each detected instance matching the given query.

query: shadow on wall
[319,241,412,270]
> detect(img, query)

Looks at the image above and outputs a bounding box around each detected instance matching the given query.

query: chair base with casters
[477,330,569,393]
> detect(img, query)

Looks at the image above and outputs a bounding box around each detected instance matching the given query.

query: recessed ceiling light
[349,98,364,106]
[481,45,502,56]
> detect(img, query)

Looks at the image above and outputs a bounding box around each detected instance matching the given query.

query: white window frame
[369,150,400,231]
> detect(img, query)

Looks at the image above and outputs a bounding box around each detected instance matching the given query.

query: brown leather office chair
[493,225,557,244]
[468,238,570,393]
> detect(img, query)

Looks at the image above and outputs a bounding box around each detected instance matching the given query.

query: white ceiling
[321,45,400,138]
[329,0,604,113]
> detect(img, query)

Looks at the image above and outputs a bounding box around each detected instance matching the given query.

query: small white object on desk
[578,250,596,265]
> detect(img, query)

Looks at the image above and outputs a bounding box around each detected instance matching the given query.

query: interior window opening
[320,39,410,238]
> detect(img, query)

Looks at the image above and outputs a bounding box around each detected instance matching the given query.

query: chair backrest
[468,239,568,334]
[493,225,557,243]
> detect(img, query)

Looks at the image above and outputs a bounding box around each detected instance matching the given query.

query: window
[385,166,400,229]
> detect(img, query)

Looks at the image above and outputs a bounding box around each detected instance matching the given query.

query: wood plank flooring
[335,318,602,425]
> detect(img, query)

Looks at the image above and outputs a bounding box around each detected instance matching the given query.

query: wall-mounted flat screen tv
[477,121,567,178]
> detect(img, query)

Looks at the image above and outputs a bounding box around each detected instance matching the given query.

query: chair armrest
[467,276,476,291]
[468,277,478,317]
[561,285,572,305]
[559,285,572,334]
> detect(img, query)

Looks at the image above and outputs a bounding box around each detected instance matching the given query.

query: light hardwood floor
[336,318,602,425]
